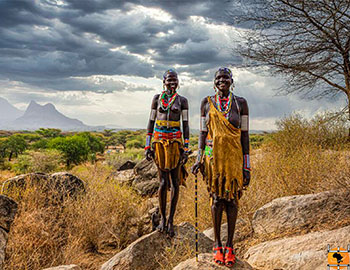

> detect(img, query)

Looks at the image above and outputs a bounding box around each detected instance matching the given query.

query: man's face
[214,71,232,92]
[164,73,178,92]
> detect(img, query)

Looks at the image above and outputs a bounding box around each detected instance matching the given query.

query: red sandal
[213,246,225,265]
[224,246,236,268]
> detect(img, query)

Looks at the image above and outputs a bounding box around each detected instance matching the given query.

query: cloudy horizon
[0,0,346,131]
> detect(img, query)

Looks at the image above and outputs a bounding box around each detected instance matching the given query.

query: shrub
[13,150,63,174]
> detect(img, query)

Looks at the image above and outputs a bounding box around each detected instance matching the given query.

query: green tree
[49,135,89,167]
[126,139,143,149]
[113,130,133,148]
[6,134,28,161]
[36,128,62,138]
[102,129,114,137]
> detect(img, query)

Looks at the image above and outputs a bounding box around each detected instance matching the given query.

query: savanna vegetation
[1,112,349,269]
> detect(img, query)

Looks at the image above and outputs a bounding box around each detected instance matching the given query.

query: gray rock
[49,172,85,197]
[113,169,135,185]
[173,253,254,270]
[245,225,350,270]
[203,219,248,243]
[133,178,159,196]
[252,190,350,235]
[133,158,158,181]
[1,172,85,199]
[117,160,136,171]
[101,222,213,270]
[42,265,81,270]
[1,173,48,194]
[0,195,18,232]
[0,228,8,270]
[0,195,17,270]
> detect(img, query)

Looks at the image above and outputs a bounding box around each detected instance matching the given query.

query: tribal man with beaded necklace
[192,67,251,267]
[145,69,190,237]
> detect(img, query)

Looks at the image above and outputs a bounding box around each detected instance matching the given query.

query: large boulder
[0,228,7,270]
[0,195,18,232]
[1,173,48,194]
[117,160,136,171]
[203,219,248,243]
[1,172,85,199]
[42,265,81,270]
[0,195,18,270]
[173,253,254,270]
[130,158,159,196]
[101,222,213,270]
[245,225,350,270]
[113,169,135,185]
[49,172,85,197]
[133,158,158,181]
[133,178,159,196]
[252,190,350,235]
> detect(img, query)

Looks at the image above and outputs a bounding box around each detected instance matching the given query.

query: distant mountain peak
[0,97,24,122]
[0,97,104,131]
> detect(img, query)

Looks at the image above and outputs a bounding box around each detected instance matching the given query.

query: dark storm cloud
[63,0,235,24]
[0,0,244,92]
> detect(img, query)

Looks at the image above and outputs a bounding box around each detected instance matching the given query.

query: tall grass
[4,163,147,270]
[3,112,350,269]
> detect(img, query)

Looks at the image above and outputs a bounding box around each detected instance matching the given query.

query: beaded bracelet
[243,154,251,171]
[145,133,152,150]
[184,138,190,152]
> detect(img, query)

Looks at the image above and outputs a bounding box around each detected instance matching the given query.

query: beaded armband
[184,138,190,152]
[196,149,204,163]
[243,154,251,171]
[144,133,152,150]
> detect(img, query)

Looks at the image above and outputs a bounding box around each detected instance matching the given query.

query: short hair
[215,67,232,79]
[163,69,178,79]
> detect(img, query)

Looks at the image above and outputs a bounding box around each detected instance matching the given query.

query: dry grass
[3,114,350,269]
[4,163,148,270]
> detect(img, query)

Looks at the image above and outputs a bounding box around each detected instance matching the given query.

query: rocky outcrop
[252,190,350,235]
[113,169,135,185]
[203,219,248,243]
[101,222,213,270]
[245,225,350,270]
[117,160,136,171]
[173,253,254,270]
[0,228,7,270]
[131,158,159,196]
[133,178,159,196]
[1,172,85,199]
[42,265,81,270]
[133,158,158,181]
[0,195,18,270]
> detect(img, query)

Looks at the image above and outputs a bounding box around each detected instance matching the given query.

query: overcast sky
[0,0,345,130]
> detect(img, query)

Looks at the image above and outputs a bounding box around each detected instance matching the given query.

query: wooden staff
[195,173,199,262]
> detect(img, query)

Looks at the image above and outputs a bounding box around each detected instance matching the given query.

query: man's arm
[192,97,208,174]
[240,98,251,186]
[145,95,159,160]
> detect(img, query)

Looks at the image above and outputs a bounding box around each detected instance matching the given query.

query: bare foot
[156,218,167,233]
[167,222,175,237]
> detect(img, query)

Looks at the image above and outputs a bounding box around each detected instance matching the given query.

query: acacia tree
[233,0,350,135]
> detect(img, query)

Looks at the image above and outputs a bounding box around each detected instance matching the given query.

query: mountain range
[0,97,103,131]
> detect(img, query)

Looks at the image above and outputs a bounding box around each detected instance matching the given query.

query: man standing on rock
[145,69,190,237]
[192,67,251,267]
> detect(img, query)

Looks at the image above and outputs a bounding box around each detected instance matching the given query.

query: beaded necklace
[215,92,232,119]
[159,91,178,111]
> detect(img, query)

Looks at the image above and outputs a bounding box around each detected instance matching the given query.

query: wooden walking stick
[195,173,199,262]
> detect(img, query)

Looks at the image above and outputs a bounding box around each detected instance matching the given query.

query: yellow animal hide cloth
[152,120,188,186]
[203,97,243,201]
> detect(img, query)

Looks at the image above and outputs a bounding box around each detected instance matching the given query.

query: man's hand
[180,151,189,165]
[243,170,250,187]
[191,161,203,175]
[145,148,154,161]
